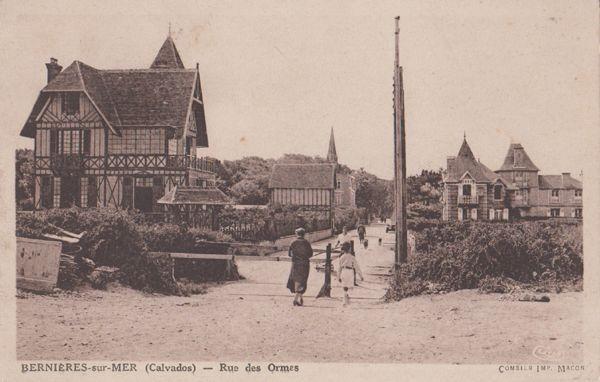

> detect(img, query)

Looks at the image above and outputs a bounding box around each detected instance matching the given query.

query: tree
[15,149,34,210]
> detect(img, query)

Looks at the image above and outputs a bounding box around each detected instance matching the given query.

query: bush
[16,208,233,294]
[385,221,583,301]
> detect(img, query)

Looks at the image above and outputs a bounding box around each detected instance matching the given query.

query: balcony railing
[36,154,216,173]
[458,195,478,204]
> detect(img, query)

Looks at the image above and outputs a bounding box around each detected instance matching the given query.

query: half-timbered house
[268,163,335,229]
[20,36,229,215]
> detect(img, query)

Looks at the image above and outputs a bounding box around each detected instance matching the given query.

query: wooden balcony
[35,154,216,173]
[458,195,478,205]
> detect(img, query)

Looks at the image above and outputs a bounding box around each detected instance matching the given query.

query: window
[122,177,133,208]
[50,130,59,154]
[62,93,79,116]
[550,208,560,217]
[575,209,582,218]
[87,176,98,207]
[515,171,523,179]
[83,130,91,155]
[575,189,582,198]
[551,189,559,197]
[185,137,193,156]
[494,185,502,200]
[135,177,154,187]
[462,184,471,196]
[336,180,341,189]
[40,176,53,208]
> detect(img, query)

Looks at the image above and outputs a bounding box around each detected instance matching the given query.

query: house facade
[268,163,335,230]
[20,36,228,214]
[442,138,582,221]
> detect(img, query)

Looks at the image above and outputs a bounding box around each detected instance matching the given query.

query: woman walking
[286,228,313,306]
[338,242,364,306]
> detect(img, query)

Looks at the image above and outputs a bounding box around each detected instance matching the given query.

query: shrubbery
[385,221,583,301]
[16,208,234,294]
[219,204,350,241]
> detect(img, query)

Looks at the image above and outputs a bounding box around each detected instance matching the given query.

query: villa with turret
[442,137,582,221]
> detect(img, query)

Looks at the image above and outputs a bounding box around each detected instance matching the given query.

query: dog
[363,239,369,250]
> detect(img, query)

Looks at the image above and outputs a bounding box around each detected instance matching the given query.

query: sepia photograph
[1,0,599,381]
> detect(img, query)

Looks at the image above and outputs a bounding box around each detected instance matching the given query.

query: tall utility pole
[393,16,408,269]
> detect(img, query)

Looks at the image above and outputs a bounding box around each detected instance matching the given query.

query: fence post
[316,243,332,298]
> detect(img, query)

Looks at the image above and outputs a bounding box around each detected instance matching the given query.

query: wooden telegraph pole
[393,16,408,269]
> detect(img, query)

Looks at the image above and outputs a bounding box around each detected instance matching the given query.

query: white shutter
[489,209,495,220]
[53,177,61,208]
[547,209,551,217]
[80,177,88,208]
[571,210,575,218]
[471,208,478,220]
[457,208,463,221]
[559,209,564,217]
[502,208,509,221]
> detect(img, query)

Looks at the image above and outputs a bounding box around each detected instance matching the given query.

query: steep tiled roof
[457,139,476,161]
[445,139,515,188]
[42,61,85,91]
[100,69,196,129]
[151,36,185,69]
[157,186,232,205]
[497,143,540,172]
[21,37,207,144]
[269,164,335,189]
[538,174,582,190]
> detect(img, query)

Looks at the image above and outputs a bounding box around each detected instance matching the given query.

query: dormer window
[62,92,79,116]
[551,189,559,197]
[575,189,582,198]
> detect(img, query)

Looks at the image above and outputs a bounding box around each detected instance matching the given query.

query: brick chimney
[446,156,456,178]
[45,58,62,84]
[561,172,571,187]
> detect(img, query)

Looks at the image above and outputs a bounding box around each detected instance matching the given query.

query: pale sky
[1,0,597,179]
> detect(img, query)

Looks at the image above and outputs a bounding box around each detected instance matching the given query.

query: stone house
[442,138,582,221]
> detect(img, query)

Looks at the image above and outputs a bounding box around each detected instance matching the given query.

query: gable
[36,93,103,126]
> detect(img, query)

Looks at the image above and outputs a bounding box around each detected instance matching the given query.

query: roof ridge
[101,68,195,72]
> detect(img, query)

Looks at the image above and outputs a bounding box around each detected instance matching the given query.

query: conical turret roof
[151,36,185,69]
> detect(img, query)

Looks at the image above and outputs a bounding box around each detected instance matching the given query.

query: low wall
[269,228,333,249]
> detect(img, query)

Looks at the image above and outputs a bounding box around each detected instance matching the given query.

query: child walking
[338,242,364,306]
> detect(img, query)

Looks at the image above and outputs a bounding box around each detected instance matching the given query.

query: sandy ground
[17,224,583,363]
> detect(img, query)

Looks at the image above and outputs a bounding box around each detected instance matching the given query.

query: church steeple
[327,127,338,163]
[151,35,185,69]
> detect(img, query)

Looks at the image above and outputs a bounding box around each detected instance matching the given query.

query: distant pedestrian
[357,224,366,243]
[378,237,382,246]
[286,228,313,306]
[363,238,369,250]
[338,242,364,306]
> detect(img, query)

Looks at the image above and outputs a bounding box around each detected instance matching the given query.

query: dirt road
[17,224,583,363]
